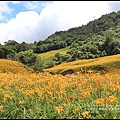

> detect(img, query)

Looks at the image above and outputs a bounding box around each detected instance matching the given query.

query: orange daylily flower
[54,106,63,114]
[4,94,10,98]
[0,105,3,110]
[95,98,104,105]
[107,96,117,104]
[4,94,10,102]
[19,100,25,104]
[82,111,88,118]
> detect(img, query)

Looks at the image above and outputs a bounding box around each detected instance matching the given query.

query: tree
[4,40,19,46]
[108,39,120,54]
[16,50,37,66]
[66,48,81,60]
[0,46,15,59]
[32,57,45,72]
[43,60,55,68]
[15,50,45,72]
[103,30,115,55]
[17,43,29,53]
[54,53,64,64]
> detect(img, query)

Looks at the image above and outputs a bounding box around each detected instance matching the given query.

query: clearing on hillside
[38,47,69,62]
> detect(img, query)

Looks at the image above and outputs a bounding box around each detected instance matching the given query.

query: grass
[38,47,69,62]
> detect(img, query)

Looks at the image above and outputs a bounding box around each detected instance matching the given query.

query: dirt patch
[61,69,74,75]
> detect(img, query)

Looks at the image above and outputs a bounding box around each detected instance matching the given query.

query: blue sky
[0,1,120,45]
[0,1,53,23]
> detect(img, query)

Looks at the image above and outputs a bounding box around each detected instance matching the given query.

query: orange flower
[117,85,120,91]
[4,94,10,98]
[60,89,65,94]
[0,105,3,110]
[95,98,104,105]
[47,91,53,96]
[4,94,10,102]
[54,106,63,114]
[108,96,117,104]
[19,100,25,104]
[81,111,88,118]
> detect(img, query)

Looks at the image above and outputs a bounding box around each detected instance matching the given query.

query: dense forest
[1,10,120,71]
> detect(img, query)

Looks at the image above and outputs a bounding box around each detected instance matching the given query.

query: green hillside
[34,10,120,67]
[38,47,69,61]
[1,10,120,71]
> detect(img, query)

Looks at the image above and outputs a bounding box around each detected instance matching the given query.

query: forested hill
[35,10,120,50]
[33,10,120,63]
[43,10,116,45]
[1,10,120,71]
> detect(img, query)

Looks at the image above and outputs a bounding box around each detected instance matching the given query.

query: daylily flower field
[0,67,120,118]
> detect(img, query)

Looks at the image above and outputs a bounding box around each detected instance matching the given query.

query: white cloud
[0,11,40,44]
[0,1,119,45]
[33,1,110,39]
[0,1,13,21]
[22,1,53,13]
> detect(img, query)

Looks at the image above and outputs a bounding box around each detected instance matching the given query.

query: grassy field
[38,47,69,62]
[0,55,120,118]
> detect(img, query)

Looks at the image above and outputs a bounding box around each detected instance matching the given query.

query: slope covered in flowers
[0,71,120,118]
[44,54,120,74]
[0,59,34,74]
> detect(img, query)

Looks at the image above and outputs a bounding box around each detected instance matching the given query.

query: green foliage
[15,50,44,72]
[32,57,45,72]
[4,40,19,46]
[16,42,30,53]
[101,30,120,55]
[33,41,67,54]
[43,60,55,69]
[0,46,16,60]
[54,53,64,64]
[15,50,37,66]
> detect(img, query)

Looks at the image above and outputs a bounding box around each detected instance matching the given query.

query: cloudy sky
[0,1,120,45]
